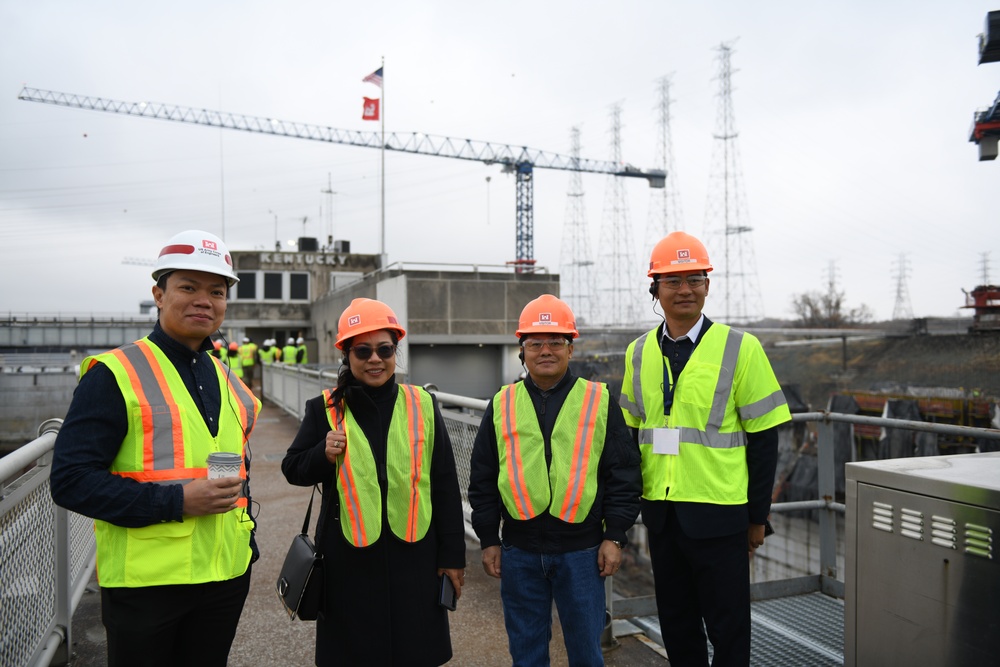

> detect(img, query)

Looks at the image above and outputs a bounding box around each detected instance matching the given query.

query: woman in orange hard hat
[281,298,466,666]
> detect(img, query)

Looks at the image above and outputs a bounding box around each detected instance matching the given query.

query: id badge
[652,428,680,455]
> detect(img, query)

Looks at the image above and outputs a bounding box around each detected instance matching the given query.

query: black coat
[281,377,466,666]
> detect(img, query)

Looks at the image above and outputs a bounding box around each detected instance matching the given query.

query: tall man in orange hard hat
[51,229,261,667]
[620,231,791,667]
[468,294,642,667]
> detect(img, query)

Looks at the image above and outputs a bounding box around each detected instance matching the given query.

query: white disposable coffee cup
[206,452,243,479]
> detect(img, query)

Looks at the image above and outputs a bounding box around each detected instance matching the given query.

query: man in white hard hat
[51,229,261,667]
[282,337,298,365]
[295,336,308,364]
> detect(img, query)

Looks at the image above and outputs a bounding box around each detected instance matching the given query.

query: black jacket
[468,370,642,553]
[281,376,465,667]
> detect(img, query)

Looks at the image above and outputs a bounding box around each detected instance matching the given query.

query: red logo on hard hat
[539,313,551,322]
[202,240,218,251]
[677,249,690,259]
[388,316,399,325]
[348,315,361,327]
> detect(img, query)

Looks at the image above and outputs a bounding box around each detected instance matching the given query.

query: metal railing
[0,419,95,667]
[6,363,995,665]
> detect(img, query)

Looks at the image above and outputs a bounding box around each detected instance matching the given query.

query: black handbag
[276,485,326,620]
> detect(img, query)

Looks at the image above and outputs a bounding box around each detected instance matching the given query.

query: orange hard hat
[515,294,578,339]
[213,340,222,350]
[228,342,239,351]
[335,298,406,350]
[647,231,713,277]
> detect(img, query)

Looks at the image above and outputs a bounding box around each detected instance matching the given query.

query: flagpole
[380,56,386,268]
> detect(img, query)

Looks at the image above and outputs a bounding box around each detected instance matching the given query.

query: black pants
[101,567,252,667]
[647,503,750,667]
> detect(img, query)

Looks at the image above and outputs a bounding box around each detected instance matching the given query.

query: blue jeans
[499,542,606,667]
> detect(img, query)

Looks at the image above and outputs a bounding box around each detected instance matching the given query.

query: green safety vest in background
[282,345,298,364]
[223,351,243,378]
[323,385,435,547]
[239,343,257,366]
[82,338,260,587]
[620,324,790,503]
[297,344,308,365]
[492,378,608,523]
[258,347,277,364]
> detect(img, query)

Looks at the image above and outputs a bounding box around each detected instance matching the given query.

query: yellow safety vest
[223,351,243,378]
[323,385,435,547]
[297,344,308,365]
[239,343,257,366]
[620,324,790,503]
[258,347,277,364]
[82,338,261,587]
[492,379,608,523]
[282,345,298,364]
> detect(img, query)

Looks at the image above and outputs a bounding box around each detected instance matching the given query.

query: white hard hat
[242,337,250,343]
[287,337,295,345]
[152,230,238,286]
[296,337,304,344]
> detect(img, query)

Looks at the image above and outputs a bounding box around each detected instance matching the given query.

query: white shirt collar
[662,314,705,344]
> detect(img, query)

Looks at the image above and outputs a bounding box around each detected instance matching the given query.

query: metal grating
[630,593,844,666]
[0,483,58,667]
[751,592,844,665]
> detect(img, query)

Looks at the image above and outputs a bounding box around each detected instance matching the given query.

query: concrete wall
[0,371,75,452]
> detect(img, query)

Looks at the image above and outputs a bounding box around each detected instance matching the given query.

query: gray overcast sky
[1,1,998,323]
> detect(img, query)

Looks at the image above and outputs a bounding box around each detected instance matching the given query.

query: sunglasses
[350,343,396,360]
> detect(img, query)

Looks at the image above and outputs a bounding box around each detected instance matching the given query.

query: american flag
[362,67,383,88]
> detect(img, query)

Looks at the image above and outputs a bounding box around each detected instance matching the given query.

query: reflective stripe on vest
[621,324,790,502]
[82,338,261,587]
[323,385,435,547]
[493,379,609,523]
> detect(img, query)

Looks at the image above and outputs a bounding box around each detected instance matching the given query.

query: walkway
[62,400,668,666]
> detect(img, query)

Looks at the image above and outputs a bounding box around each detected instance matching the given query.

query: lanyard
[662,355,675,416]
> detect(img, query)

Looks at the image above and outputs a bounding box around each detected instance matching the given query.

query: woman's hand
[438,567,466,600]
[325,429,347,463]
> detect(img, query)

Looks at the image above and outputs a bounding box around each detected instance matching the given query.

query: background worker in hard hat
[282,336,298,365]
[211,338,224,358]
[620,231,790,667]
[50,229,261,667]
[238,336,258,390]
[281,298,466,666]
[295,336,308,364]
[224,341,244,378]
[468,294,642,667]
[258,338,278,365]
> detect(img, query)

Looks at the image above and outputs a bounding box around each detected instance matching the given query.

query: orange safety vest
[492,378,609,523]
[82,338,261,587]
[323,384,435,547]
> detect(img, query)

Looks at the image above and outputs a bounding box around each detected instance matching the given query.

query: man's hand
[183,477,243,516]
[748,523,766,554]
[597,539,623,577]
[481,545,502,579]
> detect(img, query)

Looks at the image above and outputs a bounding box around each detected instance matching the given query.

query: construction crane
[18,87,665,267]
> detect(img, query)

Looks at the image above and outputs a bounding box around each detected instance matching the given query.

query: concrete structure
[1,241,561,402]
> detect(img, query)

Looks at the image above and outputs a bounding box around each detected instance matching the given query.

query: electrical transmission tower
[702,42,764,324]
[559,127,596,325]
[978,252,993,285]
[891,253,913,321]
[643,75,685,262]
[595,103,640,326]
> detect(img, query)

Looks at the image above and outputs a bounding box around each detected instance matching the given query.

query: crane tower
[18,87,665,269]
[558,128,596,324]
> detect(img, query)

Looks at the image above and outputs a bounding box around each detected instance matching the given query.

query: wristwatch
[610,539,624,550]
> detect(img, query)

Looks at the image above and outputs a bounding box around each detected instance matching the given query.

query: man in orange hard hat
[50,229,260,667]
[468,294,642,666]
[620,231,791,666]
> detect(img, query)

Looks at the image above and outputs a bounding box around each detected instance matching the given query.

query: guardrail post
[816,420,837,579]
[53,502,73,666]
[601,575,618,652]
